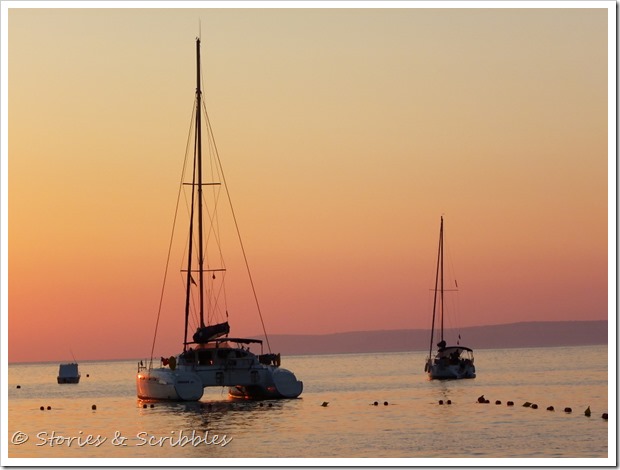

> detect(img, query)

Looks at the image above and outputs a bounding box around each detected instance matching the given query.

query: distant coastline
[256,320,608,357]
[7,320,608,364]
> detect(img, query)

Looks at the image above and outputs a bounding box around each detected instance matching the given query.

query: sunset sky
[3,3,614,363]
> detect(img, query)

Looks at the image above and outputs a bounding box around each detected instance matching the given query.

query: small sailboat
[424,216,476,380]
[57,363,80,384]
[136,38,302,401]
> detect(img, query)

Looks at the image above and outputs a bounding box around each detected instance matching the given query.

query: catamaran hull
[137,368,204,401]
[137,365,302,401]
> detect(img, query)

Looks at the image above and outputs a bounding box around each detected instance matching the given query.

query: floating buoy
[16,385,21,389]
[268,403,272,407]
[531,404,538,409]
[495,400,501,405]
[602,413,608,420]
[373,401,378,406]
[522,402,532,407]
[507,401,514,406]
[438,400,444,405]
[547,406,554,411]
[92,404,97,410]
[564,407,572,413]
[321,402,329,407]
[40,406,44,411]
[259,403,264,407]
[584,406,591,417]
[47,406,51,410]
[446,400,452,405]
[383,401,388,406]
[477,395,485,403]
[142,404,147,409]
[86,374,90,378]
[150,404,154,408]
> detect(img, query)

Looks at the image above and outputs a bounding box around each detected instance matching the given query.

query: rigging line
[202,98,273,353]
[148,101,197,368]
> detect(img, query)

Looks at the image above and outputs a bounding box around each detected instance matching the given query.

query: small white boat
[57,363,80,384]
[424,217,476,380]
[137,38,302,401]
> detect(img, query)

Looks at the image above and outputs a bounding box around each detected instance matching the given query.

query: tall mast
[439,216,444,341]
[196,37,205,328]
[428,216,443,357]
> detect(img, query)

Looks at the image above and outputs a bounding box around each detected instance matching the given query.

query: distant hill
[256,320,608,356]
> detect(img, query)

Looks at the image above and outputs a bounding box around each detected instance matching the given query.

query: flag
[190,275,197,286]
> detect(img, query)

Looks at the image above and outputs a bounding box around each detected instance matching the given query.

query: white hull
[137,353,303,401]
[426,361,476,380]
[425,345,476,380]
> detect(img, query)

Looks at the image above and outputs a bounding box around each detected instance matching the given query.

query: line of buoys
[39,406,52,410]
[438,399,452,405]
[472,397,605,419]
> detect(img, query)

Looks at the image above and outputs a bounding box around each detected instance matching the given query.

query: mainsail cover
[192,322,230,343]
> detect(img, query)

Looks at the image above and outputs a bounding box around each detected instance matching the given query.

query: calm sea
[4,345,612,464]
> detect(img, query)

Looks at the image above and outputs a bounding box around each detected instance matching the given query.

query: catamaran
[137,38,303,401]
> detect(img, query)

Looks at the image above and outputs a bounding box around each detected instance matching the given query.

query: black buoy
[602,413,608,420]
[150,404,154,408]
[92,404,97,410]
[477,395,485,403]
[531,404,538,409]
[47,406,51,410]
[547,406,554,411]
[40,406,44,411]
[383,401,388,406]
[584,406,591,417]
[495,400,501,405]
[523,402,532,407]
[86,374,90,378]
[438,400,444,405]
[373,401,378,406]
[446,400,452,405]
[16,385,21,389]
[259,403,264,407]
[142,404,147,409]
[321,402,329,407]
[564,407,572,413]
[507,401,514,406]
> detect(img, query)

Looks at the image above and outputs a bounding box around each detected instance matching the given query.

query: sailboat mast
[196,38,206,328]
[439,216,444,341]
[428,216,442,357]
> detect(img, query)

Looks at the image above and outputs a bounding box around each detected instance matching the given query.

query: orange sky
[4,4,614,363]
